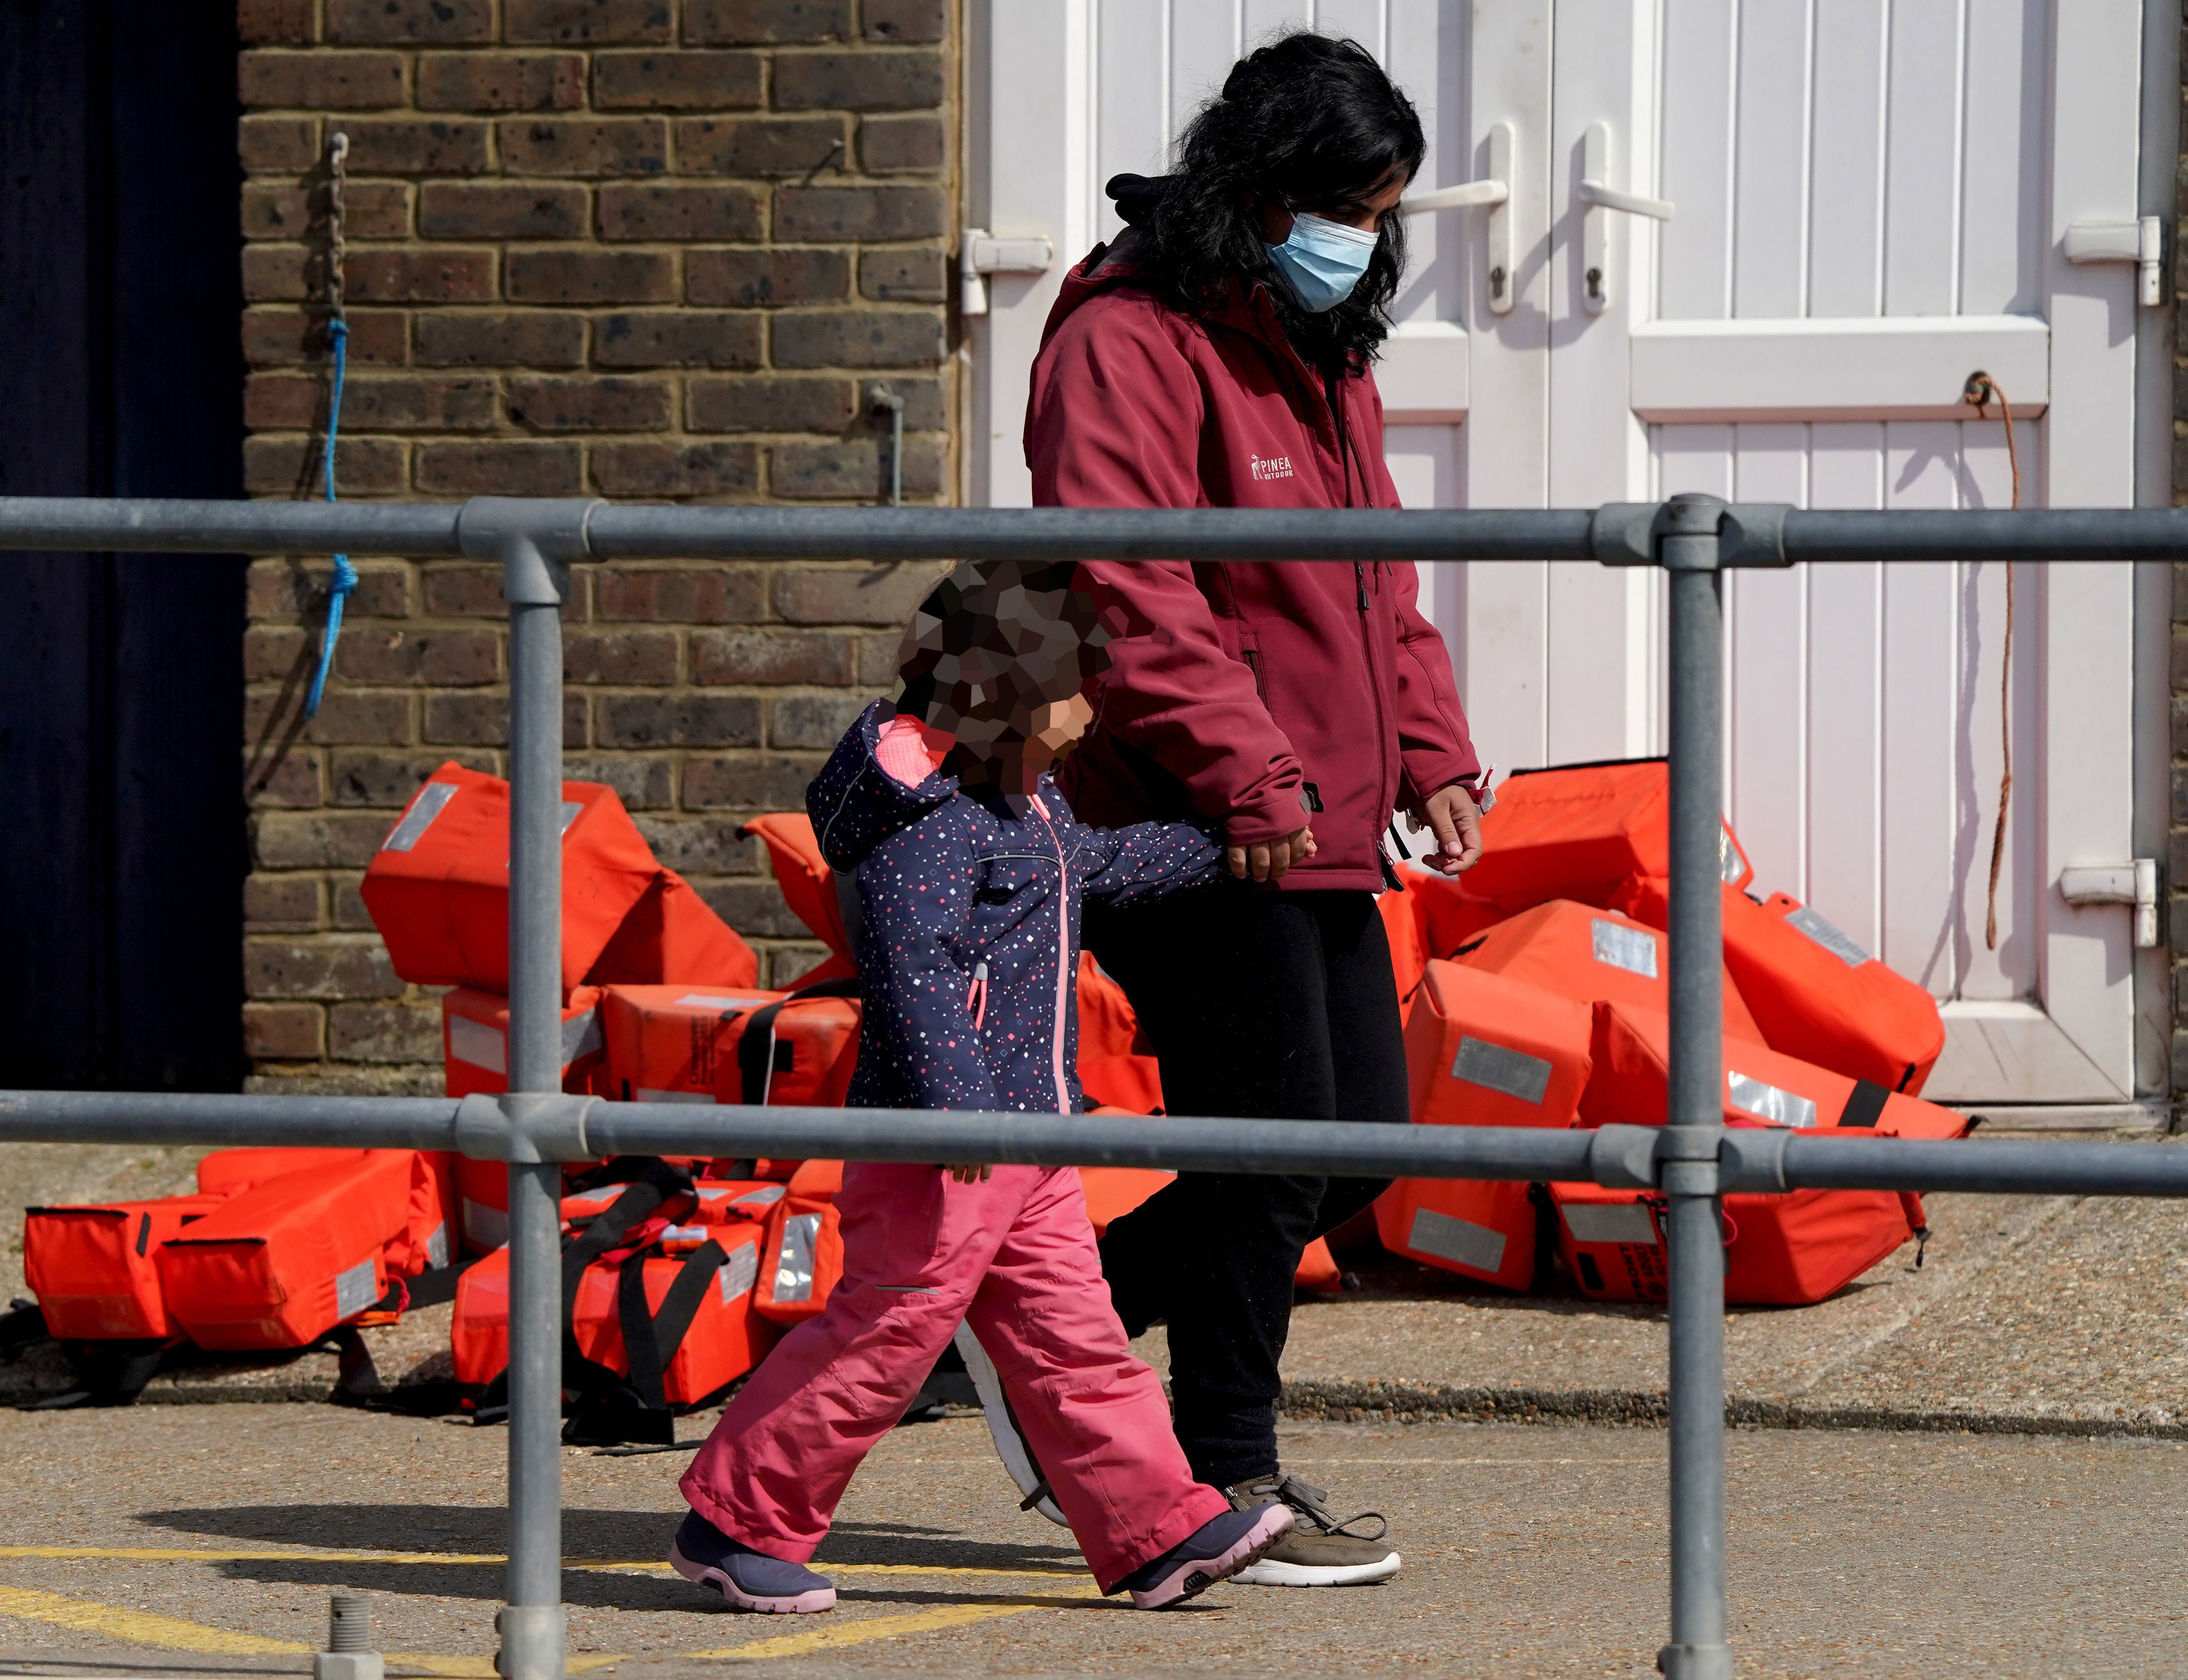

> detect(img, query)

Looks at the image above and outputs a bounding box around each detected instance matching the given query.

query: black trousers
[1086,885,1407,1488]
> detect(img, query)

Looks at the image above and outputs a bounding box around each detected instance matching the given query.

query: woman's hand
[1227,826,1316,883]
[945,1164,993,1184]
[1412,784,1483,875]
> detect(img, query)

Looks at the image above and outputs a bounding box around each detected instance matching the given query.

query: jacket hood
[806,699,958,872]
[1040,232,1311,391]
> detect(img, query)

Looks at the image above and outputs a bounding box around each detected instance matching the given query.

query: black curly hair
[1112,31,1424,376]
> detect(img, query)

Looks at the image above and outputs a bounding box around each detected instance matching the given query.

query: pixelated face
[894,561,1113,794]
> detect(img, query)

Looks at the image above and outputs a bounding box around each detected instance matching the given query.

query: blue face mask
[1264,211,1380,312]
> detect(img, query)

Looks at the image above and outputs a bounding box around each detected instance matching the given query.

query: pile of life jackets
[449,1154,846,1443]
[1373,758,1960,1306]
[19,1146,464,1402]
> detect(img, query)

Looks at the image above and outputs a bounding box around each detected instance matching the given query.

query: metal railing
[0,492,2181,1680]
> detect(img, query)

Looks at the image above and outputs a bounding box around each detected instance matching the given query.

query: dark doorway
[0,4,248,1089]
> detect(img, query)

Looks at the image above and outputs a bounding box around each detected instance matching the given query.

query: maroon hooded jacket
[1025,242,1481,893]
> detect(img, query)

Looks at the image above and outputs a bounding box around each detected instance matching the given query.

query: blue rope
[303,318,356,719]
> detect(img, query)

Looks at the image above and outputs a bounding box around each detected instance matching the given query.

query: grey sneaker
[954,1321,1068,1526]
[1223,1472,1400,1587]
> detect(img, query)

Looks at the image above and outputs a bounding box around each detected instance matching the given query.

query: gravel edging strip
[1278,1379,2188,1440]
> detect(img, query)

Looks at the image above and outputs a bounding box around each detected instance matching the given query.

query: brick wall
[237,0,955,1093]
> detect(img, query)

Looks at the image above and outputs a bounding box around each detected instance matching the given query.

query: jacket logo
[1249,454,1294,482]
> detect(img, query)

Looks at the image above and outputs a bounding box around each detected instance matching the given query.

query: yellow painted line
[387,1656,626,1678]
[691,1602,1036,1662]
[0,1546,1090,1582]
[0,1551,1104,1675]
[0,1548,498,1564]
[0,1582,312,1656]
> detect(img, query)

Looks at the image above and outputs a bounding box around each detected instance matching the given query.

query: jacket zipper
[1330,374,1395,841]
[1026,796,1074,1116]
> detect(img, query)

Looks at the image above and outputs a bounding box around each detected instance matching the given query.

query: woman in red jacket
[1021,33,1485,1588]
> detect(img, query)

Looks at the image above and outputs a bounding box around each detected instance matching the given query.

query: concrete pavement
[0,1405,2184,1676]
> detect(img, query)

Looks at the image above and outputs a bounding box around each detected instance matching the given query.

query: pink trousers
[681,1161,1228,1592]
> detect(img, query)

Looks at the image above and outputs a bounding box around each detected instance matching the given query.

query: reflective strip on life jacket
[1372,1178,1537,1291]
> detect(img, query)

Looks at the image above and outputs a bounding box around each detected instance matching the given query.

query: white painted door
[967,2,2159,1102]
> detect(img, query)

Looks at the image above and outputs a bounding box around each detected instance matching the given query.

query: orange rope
[1962,371,2017,951]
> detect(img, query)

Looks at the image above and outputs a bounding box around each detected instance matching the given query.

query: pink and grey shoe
[670,1509,836,1614]
[1115,1502,1296,1609]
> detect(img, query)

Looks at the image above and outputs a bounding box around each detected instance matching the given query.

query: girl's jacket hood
[805,701,1223,1116]
[808,702,958,873]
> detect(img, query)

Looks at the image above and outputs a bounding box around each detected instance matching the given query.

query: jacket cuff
[1223,785,1313,847]
[1400,754,1481,812]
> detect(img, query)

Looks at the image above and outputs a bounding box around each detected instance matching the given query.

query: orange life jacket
[754,1184,843,1325]
[441,987,609,1254]
[1465,759,1754,911]
[442,986,608,1101]
[596,982,781,1102]
[1455,899,1768,1045]
[1548,1164,1921,1308]
[1579,999,1966,1141]
[23,1194,229,1340]
[361,762,658,994]
[1609,877,1945,1096]
[1378,883,1427,1024]
[742,812,856,969]
[593,982,861,1110]
[193,1146,458,1282]
[453,1168,784,1425]
[156,1150,454,1349]
[1372,957,1594,1291]
[582,868,760,991]
[1078,955,1165,1113]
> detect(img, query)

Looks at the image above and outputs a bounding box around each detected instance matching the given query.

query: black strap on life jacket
[558,1161,695,1388]
[616,1238,729,1412]
[734,974,861,1106]
[1839,1079,1891,1129]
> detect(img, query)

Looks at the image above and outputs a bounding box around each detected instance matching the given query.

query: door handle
[1577,121,1673,314]
[1401,120,1517,316]
[2062,217,2165,307]
[959,229,1055,318]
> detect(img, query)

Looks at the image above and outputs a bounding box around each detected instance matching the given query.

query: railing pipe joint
[1718,1126,1792,1194]
[1658,1125,1722,1198]
[452,1092,596,1164]
[1588,1123,1662,1189]
[456,496,603,604]
[1589,498,1790,571]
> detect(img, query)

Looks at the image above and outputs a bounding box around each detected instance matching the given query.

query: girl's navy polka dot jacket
[807,701,1225,1116]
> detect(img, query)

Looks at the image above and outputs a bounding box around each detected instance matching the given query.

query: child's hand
[945,1163,993,1184]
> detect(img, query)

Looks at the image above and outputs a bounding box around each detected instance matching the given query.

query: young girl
[670,562,1296,1612]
